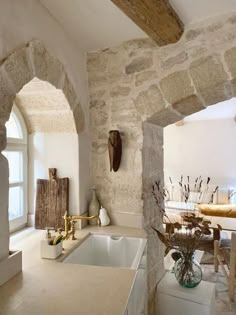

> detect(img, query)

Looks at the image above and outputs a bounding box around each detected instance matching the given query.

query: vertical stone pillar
[0,152,9,261]
[143,122,165,315]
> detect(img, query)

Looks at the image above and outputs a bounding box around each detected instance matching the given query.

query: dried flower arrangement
[152,176,221,287]
[228,189,236,202]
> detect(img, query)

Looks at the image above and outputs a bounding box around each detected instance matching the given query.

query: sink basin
[62,234,147,270]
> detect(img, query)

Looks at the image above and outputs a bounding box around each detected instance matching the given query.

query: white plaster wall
[164,119,236,187]
[28,133,80,216]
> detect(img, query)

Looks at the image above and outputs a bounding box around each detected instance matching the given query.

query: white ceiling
[170,0,236,25]
[40,0,146,52]
[185,98,236,122]
[40,0,236,52]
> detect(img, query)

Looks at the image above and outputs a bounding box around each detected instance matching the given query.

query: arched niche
[0,39,84,270]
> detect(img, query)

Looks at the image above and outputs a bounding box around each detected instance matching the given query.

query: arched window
[3,105,28,232]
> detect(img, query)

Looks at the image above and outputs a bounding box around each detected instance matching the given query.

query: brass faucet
[60,211,101,240]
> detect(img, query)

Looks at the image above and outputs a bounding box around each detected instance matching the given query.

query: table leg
[213,228,220,241]
[165,223,174,234]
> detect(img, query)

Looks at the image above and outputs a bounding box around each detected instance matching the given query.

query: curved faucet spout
[62,211,101,240]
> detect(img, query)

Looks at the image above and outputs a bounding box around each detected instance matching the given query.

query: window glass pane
[9,186,23,220]
[2,151,23,183]
[5,112,22,139]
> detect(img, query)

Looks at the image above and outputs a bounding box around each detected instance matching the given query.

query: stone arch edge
[0,39,85,152]
[142,48,236,314]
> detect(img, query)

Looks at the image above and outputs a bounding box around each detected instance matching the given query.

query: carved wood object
[111,0,183,45]
[35,168,69,230]
[108,130,122,172]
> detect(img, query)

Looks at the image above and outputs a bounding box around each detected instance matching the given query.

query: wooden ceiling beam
[111,0,184,46]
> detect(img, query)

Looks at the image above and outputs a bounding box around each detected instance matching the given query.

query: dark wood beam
[111,0,184,46]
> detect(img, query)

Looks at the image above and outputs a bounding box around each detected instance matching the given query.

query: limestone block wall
[88,12,236,220]
[143,122,165,314]
[87,12,236,314]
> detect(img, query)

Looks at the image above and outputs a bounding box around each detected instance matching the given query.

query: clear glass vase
[174,252,202,288]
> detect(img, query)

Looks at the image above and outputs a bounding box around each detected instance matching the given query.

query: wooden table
[164,210,236,241]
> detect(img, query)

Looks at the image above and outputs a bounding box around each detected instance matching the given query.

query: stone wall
[143,122,164,314]
[87,12,236,314]
[87,12,236,219]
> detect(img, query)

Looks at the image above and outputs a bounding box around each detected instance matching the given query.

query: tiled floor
[202,264,236,315]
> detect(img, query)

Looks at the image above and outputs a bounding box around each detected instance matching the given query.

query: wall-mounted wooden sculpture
[108,130,122,172]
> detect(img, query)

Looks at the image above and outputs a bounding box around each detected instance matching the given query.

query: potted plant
[152,176,221,288]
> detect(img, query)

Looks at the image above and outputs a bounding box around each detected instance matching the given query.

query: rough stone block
[160,70,194,104]
[90,99,106,110]
[88,73,107,90]
[200,82,231,106]
[89,89,106,101]
[135,70,158,87]
[134,85,165,118]
[123,38,157,50]
[111,99,142,129]
[87,51,108,72]
[73,103,85,133]
[62,74,77,110]
[173,94,205,116]
[189,55,228,91]
[90,105,108,127]
[125,55,153,74]
[3,46,33,93]
[46,54,64,89]
[185,28,204,41]
[143,122,163,149]
[0,125,7,152]
[29,40,64,88]
[227,14,236,24]
[92,141,107,154]
[148,106,183,127]
[28,40,47,81]
[224,47,236,79]
[161,51,188,70]
[0,70,14,120]
[147,234,165,281]
[206,22,223,33]
[110,86,130,98]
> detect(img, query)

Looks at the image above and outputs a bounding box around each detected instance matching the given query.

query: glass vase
[173,253,202,288]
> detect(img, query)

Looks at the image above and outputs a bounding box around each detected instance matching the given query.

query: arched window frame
[4,104,28,232]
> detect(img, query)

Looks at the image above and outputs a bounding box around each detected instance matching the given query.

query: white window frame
[4,105,28,232]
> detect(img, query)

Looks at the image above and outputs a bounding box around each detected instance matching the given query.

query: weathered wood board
[35,168,69,230]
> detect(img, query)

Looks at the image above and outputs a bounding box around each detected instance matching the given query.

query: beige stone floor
[201,264,236,315]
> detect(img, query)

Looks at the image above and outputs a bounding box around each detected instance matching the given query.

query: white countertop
[0,226,146,315]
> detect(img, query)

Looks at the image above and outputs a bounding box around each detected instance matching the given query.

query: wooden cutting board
[35,168,69,230]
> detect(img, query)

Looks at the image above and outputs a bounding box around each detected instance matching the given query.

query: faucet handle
[45,227,54,239]
[57,228,63,235]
